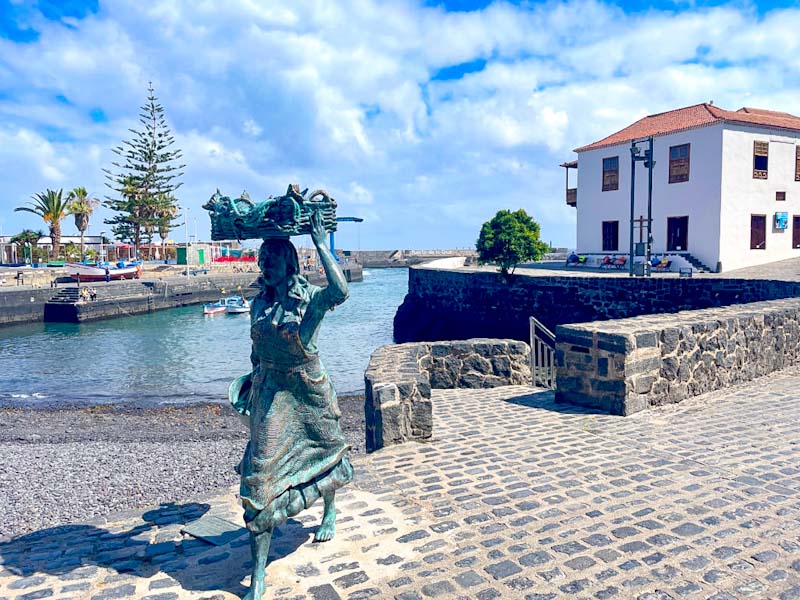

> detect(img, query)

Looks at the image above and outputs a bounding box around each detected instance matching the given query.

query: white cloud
[1,0,800,249]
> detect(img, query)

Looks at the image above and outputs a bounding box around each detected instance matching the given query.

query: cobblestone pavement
[3,371,800,599]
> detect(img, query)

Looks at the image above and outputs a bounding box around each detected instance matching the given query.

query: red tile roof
[575,103,800,152]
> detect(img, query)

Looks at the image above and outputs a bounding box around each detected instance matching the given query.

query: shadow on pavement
[503,388,612,416]
[0,500,313,597]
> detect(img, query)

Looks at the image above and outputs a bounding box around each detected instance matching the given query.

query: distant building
[562,103,800,272]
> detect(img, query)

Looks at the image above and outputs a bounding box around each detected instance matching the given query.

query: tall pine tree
[103,83,184,252]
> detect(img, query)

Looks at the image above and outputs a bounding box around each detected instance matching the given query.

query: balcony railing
[566,188,577,207]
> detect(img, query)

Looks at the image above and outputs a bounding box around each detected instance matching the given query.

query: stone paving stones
[6,374,800,597]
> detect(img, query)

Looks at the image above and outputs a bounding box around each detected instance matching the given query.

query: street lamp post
[99,231,106,265]
[628,137,655,277]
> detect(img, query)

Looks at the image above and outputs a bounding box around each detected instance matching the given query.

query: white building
[562,103,800,272]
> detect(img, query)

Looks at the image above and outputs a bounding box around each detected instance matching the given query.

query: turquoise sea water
[0,268,408,406]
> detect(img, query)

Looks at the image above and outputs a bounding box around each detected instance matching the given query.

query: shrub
[476,209,549,277]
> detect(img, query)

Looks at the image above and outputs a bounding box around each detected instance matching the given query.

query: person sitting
[653,257,672,272]
[566,252,580,266]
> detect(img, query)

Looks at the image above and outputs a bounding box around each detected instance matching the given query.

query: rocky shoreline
[0,395,365,539]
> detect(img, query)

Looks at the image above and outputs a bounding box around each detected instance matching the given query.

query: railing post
[529,316,556,390]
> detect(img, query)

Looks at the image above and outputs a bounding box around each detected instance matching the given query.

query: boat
[203,301,227,315]
[66,262,140,282]
[203,296,249,315]
[226,297,251,314]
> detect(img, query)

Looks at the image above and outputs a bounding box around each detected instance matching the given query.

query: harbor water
[0,268,408,407]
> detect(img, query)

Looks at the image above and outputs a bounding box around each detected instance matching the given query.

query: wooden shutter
[753,141,769,179]
[669,144,690,183]
[602,157,619,191]
[796,146,800,182]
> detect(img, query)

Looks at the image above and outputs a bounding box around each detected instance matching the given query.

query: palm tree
[155,193,178,261]
[67,187,99,260]
[15,189,69,259]
[10,229,43,264]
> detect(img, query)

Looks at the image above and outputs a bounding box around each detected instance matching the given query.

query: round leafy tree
[476,209,549,277]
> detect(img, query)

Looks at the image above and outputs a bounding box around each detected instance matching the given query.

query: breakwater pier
[0,263,362,326]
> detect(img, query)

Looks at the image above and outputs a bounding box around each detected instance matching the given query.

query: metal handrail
[529,316,556,389]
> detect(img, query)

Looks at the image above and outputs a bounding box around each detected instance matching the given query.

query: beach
[0,395,365,540]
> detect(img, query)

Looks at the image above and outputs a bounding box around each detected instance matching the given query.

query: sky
[1,0,799,250]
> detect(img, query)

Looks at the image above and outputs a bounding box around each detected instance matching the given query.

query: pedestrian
[105,267,110,283]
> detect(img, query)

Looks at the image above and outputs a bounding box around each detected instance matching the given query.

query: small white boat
[67,262,140,282]
[204,296,249,315]
[226,297,250,314]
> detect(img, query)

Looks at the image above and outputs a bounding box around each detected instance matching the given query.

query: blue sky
[1,0,799,250]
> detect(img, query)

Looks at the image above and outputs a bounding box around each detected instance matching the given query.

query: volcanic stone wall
[555,298,800,415]
[394,268,800,343]
[364,339,530,452]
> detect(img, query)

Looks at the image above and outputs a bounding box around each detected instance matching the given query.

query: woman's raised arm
[310,210,349,306]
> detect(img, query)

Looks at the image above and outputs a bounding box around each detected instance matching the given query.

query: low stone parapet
[555,298,800,415]
[364,339,530,452]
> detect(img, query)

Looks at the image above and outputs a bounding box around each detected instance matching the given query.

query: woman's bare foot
[314,492,336,542]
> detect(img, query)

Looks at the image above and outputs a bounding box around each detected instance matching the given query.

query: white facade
[719,125,800,270]
[572,120,800,272]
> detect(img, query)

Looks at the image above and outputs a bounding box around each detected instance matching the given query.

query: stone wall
[394,267,800,343]
[555,298,800,415]
[0,287,57,325]
[364,339,530,452]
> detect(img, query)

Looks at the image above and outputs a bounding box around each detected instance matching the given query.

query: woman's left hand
[310,210,327,246]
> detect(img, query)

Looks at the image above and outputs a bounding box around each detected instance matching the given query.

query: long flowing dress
[229,274,353,531]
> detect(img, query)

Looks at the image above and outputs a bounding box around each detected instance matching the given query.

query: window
[602,156,619,191]
[750,215,766,250]
[777,191,786,202]
[669,144,690,183]
[796,146,800,182]
[794,216,800,249]
[753,141,769,179]
[602,221,619,251]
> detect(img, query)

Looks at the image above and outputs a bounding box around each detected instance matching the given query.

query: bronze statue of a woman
[228,210,352,600]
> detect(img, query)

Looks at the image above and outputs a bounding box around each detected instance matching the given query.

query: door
[794,216,800,249]
[602,221,619,252]
[197,249,205,265]
[750,215,766,250]
[667,216,688,251]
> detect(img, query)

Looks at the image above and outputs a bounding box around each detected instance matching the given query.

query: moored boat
[203,301,227,315]
[204,296,249,315]
[226,297,250,314]
[66,262,140,282]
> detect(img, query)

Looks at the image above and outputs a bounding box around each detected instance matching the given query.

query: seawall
[2,264,362,327]
[393,266,800,343]
[348,250,476,268]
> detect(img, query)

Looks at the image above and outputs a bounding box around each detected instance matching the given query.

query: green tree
[14,189,69,259]
[63,241,81,261]
[103,82,184,254]
[10,229,43,263]
[476,209,549,278]
[67,186,100,260]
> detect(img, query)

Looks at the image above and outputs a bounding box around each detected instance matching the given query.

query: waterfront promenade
[3,370,800,599]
